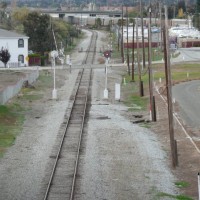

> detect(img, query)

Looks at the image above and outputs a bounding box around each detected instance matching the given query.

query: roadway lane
[172,80,200,129]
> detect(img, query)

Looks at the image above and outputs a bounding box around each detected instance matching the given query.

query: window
[18,55,24,63]
[18,39,24,48]
[90,14,96,17]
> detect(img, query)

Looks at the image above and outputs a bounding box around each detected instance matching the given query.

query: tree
[193,0,200,30]
[96,18,102,28]
[11,7,30,33]
[23,11,52,54]
[23,11,73,54]
[196,0,200,13]
[0,47,11,68]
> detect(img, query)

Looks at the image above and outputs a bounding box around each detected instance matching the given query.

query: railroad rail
[43,30,97,200]
[82,31,97,64]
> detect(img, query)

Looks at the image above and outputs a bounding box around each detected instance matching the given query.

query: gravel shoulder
[75,67,178,200]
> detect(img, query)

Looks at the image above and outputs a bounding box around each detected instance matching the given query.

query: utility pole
[159,2,163,50]
[132,19,135,82]
[148,5,156,122]
[163,5,177,168]
[121,5,124,63]
[140,0,146,69]
[126,6,130,75]
[136,18,143,97]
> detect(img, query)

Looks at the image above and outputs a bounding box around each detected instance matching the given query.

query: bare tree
[0,47,11,68]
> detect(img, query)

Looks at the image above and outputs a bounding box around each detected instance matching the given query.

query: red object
[104,51,111,58]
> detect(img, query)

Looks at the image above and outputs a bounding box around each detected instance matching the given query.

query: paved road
[172,80,200,129]
[171,47,200,63]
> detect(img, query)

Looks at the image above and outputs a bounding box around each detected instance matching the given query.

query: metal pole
[53,59,56,90]
[103,58,108,99]
[52,56,57,99]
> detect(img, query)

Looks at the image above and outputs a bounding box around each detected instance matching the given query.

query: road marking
[155,85,200,154]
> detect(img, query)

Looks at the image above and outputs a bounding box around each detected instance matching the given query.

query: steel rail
[43,69,85,200]
[82,30,97,64]
[70,69,92,200]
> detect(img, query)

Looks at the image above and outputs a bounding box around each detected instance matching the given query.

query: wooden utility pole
[136,18,143,97]
[126,6,130,75]
[148,5,156,122]
[132,19,135,82]
[121,6,124,63]
[159,2,163,50]
[163,5,177,168]
[140,0,146,69]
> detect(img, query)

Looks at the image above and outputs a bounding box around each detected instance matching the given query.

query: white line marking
[155,86,200,154]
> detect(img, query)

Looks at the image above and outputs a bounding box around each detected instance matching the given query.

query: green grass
[124,95,148,111]
[130,63,200,85]
[122,75,148,111]
[0,104,25,157]
[156,192,193,200]
[140,122,151,128]
[175,181,190,188]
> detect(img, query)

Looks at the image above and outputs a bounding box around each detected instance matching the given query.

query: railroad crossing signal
[104,51,111,58]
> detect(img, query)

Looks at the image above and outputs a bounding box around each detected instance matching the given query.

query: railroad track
[82,30,97,64]
[43,31,97,200]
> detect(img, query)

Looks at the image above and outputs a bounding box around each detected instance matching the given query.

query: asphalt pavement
[172,80,200,129]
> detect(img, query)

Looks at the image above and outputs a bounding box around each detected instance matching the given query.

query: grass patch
[0,104,25,157]
[124,95,148,111]
[152,63,200,84]
[121,74,148,111]
[140,122,151,128]
[157,192,193,200]
[175,181,190,188]
[21,93,43,101]
[35,72,53,90]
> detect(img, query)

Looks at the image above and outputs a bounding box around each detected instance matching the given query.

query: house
[0,28,29,67]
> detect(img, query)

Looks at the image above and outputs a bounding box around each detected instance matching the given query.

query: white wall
[0,37,29,67]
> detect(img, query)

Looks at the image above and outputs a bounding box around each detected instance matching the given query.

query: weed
[124,95,148,111]
[157,192,193,200]
[175,181,190,188]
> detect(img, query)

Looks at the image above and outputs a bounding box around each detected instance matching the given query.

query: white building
[0,29,29,67]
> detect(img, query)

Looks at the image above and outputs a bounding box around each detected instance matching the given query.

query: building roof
[0,28,29,39]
